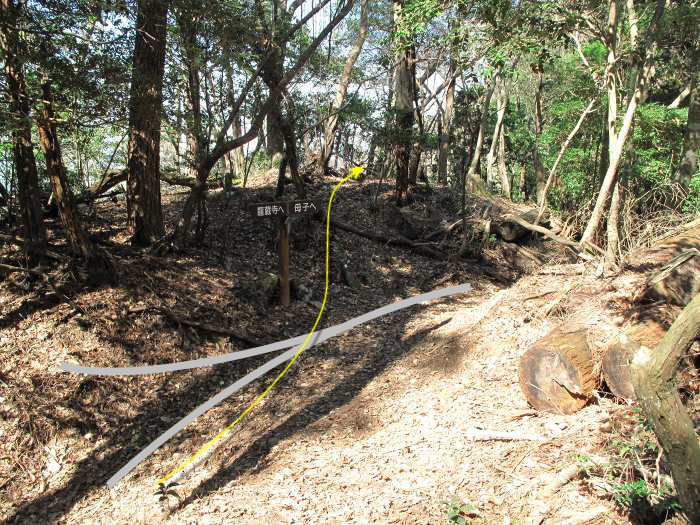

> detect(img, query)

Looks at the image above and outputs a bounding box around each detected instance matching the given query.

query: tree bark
[0,0,46,259]
[675,44,699,192]
[498,115,509,198]
[316,0,368,176]
[533,59,546,206]
[486,69,506,192]
[392,0,414,205]
[437,61,455,185]
[580,0,665,247]
[632,292,700,520]
[36,76,96,261]
[126,0,168,246]
[465,77,496,194]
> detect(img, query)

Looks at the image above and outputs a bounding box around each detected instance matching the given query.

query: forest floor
[0,174,694,524]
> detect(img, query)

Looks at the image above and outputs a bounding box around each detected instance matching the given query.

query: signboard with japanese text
[249,200,320,219]
[287,200,319,216]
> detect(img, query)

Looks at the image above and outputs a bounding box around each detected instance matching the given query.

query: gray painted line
[101,283,470,487]
[62,284,471,376]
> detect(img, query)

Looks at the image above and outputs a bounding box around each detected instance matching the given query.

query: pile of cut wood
[519,222,700,414]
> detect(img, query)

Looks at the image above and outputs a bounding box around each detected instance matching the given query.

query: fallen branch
[502,213,579,248]
[540,464,580,498]
[464,429,547,442]
[158,309,262,347]
[549,506,608,525]
[0,263,86,315]
[75,169,127,204]
[424,217,464,241]
[327,216,448,260]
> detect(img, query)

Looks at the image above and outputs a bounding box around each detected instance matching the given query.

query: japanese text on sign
[249,200,320,219]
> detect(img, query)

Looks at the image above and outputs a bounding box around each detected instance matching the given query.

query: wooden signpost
[249,199,320,306]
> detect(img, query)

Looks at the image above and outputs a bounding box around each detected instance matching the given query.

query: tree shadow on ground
[3,184,492,523]
[5,274,458,523]
[171,313,453,513]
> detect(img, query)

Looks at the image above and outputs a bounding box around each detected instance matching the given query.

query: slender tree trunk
[316,0,368,176]
[632,292,700,521]
[36,77,96,261]
[668,84,691,109]
[466,77,496,193]
[675,44,699,191]
[533,59,546,205]
[0,0,46,259]
[408,48,423,187]
[536,97,597,224]
[486,70,506,192]
[437,62,455,185]
[126,0,168,246]
[497,120,509,197]
[605,174,623,268]
[280,99,305,196]
[581,0,664,247]
[518,165,527,201]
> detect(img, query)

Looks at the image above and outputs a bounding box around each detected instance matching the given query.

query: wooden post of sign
[278,216,290,306]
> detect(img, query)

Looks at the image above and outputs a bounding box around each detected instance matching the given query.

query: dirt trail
[76,269,622,525]
[1,181,640,524]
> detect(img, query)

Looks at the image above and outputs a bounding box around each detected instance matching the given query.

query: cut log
[602,319,667,401]
[519,327,596,414]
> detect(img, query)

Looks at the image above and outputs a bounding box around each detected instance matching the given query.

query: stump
[519,328,596,414]
[602,319,667,401]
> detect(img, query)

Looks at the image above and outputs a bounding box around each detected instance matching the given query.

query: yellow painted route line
[156,166,364,486]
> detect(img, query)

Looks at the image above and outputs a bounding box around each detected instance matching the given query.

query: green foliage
[684,173,700,213]
[441,497,476,524]
[155,481,181,505]
[611,480,652,507]
[394,0,443,48]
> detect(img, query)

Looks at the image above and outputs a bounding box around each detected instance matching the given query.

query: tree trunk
[536,97,598,224]
[36,77,96,261]
[581,0,664,247]
[632,293,700,521]
[126,0,167,246]
[263,43,286,169]
[533,59,546,206]
[316,0,368,176]
[392,1,414,205]
[437,61,455,185]
[486,69,506,191]
[675,44,699,192]
[498,118,509,198]
[466,77,496,194]
[605,175,624,269]
[0,0,46,259]
[518,165,527,201]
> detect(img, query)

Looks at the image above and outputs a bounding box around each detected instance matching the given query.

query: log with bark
[519,327,596,414]
[602,318,667,401]
[631,292,700,520]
